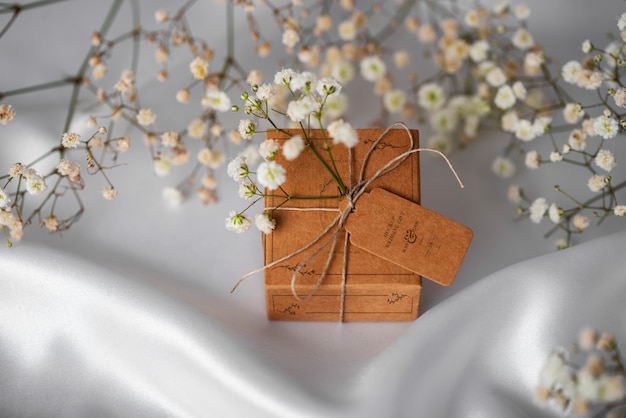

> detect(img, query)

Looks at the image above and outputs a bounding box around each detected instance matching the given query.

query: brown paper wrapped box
[263,128,422,321]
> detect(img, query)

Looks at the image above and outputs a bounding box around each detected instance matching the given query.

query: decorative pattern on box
[263,128,422,321]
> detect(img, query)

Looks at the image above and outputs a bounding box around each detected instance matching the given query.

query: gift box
[263,128,422,321]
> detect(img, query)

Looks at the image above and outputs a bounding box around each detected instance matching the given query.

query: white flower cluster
[227,69,361,234]
[536,328,626,415]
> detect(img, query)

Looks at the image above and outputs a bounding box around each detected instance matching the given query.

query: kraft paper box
[263,128,422,321]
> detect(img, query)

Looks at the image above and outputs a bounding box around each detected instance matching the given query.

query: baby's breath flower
[256,83,275,101]
[255,212,276,234]
[225,211,251,233]
[563,103,584,124]
[595,149,616,172]
[578,70,604,90]
[417,23,436,43]
[92,63,107,80]
[256,161,286,190]
[102,186,116,200]
[618,12,626,31]
[614,87,626,108]
[227,155,249,183]
[187,118,206,139]
[328,119,358,148]
[491,156,516,179]
[515,119,537,142]
[593,114,619,139]
[197,148,225,169]
[595,333,617,351]
[282,28,300,48]
[549,151,563,162]
[203,87,231,112]
[238,182,256,200]
[582,39,592,53]
[316,77,342,97]
[548,203,562,224]
[0,188,10,209]
[360,55,387,82]
[430,108,458,133]
[0,104,16,125]
[514,4,530,20]
[486,67,507,87]
[162,187,184,205]
[469,40,489,63]
[154,155,172,176]
[61,132,81,149]
[529,197,548,223]
[417,83,446,110]
[338,19,357,41]
[238,145,258,167]
[562,61,582,84]
[508,185,522,204]
[161,131,179,147]
[190,56,209,80]
[258,139,280,160]
[8,162,24,178]
[274,68,297,87]
[42,215,59,232]
[494,85,516,110]
[176,89,191,104]
[525,150,540,169]
[330,60,355,84]
[393,50,410,68]
[202,175,218,190]
[323,94,348,119]
[238,119,256,140]
[568,129,587,151]
[501,110,519,133]
[538,351,566,388]
[512,28,534,50]
[512,81,527,100]
[383,89,407,114]
[573,214,589,231]
[286,96,317,122]
[588,174,607,192]
[25,175,47,195]
[614,205,626,216]
[427,135,453,153]
[136,108,156,126]
[117,136,130,152]
[282,135,305,161]
[155,9,168,23]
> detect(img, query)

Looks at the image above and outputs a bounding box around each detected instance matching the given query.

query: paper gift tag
[341,188,472,286]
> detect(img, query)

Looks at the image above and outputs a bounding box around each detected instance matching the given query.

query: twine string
[230,122,464,321]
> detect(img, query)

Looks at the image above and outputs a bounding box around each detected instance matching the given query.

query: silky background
[2,1,626,417]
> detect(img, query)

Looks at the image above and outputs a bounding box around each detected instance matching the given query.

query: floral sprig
[0,125,124,246]
[226,69,357,234]
[0,0,258,244]
[4,0,626,249]
[537,328,626,417]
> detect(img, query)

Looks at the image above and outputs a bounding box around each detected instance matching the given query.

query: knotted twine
[231,122,464,321]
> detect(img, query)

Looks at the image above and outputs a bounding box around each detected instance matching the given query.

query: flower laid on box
[225,69,472,321]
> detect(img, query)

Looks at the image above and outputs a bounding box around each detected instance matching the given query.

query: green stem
[0,0,69,13]
[62,0,124,133]
[0,77,76,99]
[373,0,417,44]
[263,193,344,200]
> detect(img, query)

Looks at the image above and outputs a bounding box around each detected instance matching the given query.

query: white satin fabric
[3,225,626,417]
[2,1,626,417]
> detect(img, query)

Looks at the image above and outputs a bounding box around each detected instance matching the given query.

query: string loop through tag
[230,121,463,321]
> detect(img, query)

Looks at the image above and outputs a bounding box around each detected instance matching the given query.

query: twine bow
[231,122,464,321]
